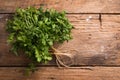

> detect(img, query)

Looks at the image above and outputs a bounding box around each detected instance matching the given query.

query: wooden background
[0,0,120,80]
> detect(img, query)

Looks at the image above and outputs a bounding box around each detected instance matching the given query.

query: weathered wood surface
[102,15,120,32]
[0,0,120,80]
[0,0,120,13]
[0,67,120,80]
[57,14,120,65]
[1,14,120,66]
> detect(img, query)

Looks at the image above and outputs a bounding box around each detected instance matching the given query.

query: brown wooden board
[0,0,120,13]
[56,14,120,66]
[1,14,120,66]
[0,67,120,80]
[101,14,120,32]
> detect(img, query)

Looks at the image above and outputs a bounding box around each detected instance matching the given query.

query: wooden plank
[56,32,120,65]
[1,14,120,66]
[53,15,120,65]
[0,0,120,13]
[55,15,120,66]
[101,15,120,32]
[0,14,100,66]
[0,67,120,80]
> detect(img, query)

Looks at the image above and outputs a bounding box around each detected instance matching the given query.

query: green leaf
[48,41,53,46]
[42,39,46,45]
[52,24,56,29]
[46,56,52,60]
[7,33,14,43]
[34,46,41,62]
[33,14,38,22]
[44,18,48,23]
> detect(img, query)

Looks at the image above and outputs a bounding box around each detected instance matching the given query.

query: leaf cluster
[6,7,73,64]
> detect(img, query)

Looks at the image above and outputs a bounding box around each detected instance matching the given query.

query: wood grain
[55,14,120,66]
[0,0,120,80]
[0,67,120,80]
[0,0,120,13]
[101,15,120,32]
[1,14,120,66]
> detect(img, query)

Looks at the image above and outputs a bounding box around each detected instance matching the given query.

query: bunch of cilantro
[6,7,73,65]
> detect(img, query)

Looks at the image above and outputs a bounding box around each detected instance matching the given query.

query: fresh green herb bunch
[6,7,73,64]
